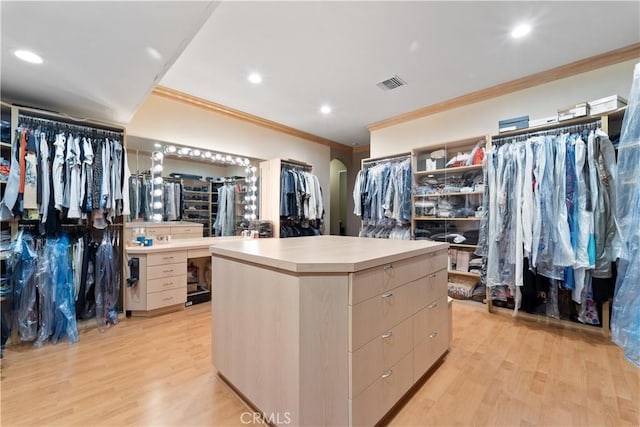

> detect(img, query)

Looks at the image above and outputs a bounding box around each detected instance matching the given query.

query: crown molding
[368,43,640,132]
[152,86,350,151]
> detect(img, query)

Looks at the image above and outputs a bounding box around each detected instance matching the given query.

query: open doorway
[330,158,347,235]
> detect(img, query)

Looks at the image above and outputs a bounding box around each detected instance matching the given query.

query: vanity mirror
[126,136,261,236]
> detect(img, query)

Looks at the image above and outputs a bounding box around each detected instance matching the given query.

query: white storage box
[588,95,627,115]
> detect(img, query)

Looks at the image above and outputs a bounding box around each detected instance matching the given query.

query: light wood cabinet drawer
[147,262,187,280]
[144,226,172,238]
[350,255,428,306]
[147,251,187,267]
[413,313,450,381]
[187,247,210,259]
[350,315,413,399]
[171,225,203,238]
[413,296,448,343]
[350,279,416,352]
[147,287,186,310]
[350,350,414,427]
[412,268,447,313]
[349,250,447,306]
[147,275,187,294]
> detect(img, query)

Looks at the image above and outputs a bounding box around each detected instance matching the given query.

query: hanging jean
[95,232,120,331]
[7,230,38,342]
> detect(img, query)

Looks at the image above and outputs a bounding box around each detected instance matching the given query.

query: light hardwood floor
[1,302,638,426]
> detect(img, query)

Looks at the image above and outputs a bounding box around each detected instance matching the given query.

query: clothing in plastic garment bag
[611,62,640,367]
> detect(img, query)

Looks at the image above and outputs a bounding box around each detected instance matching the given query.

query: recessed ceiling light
[511,23,531,39]
[14,49,43,64]
[153,143,162,148]
[146,47,163,61]
[320,105,332,115]
[248,73,262,84]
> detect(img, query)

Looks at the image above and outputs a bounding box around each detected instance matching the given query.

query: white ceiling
[1,1,217,124]
[1,1,639,148]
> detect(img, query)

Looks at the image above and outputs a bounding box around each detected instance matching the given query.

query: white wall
[127,94,332,229]
[371,60,638,156]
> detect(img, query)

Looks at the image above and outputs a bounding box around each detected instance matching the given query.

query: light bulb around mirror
[153,189,162,197]
[153,164,163,172]
[154,177,163,184]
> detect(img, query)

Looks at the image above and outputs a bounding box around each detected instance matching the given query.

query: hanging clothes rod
[362,152,411,168]
[492,119,602,145]
[18,114,123,136]
[281,159,312,171]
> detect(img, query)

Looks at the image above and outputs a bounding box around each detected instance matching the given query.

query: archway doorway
[330,158,347,235]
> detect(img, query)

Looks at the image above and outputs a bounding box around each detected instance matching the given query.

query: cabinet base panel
[128,304,184,317]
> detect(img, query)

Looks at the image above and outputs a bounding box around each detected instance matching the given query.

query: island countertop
[210,235,448,273]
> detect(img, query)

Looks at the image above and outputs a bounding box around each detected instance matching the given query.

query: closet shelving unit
[486,106,627,336]
[180,177,211,237]
[259,158,314,238]
[412,136,488,304]
[0,100,127,335]
[356,152,412,238]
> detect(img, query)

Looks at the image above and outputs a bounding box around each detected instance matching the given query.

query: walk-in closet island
[210,236,450,426]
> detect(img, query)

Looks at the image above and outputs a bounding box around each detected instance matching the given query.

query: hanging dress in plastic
[611,62,640,367]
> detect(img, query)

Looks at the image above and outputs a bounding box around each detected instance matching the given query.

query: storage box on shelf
[412,136,488,305]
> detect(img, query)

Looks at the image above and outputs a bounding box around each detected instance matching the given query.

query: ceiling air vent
[376,75,407,91]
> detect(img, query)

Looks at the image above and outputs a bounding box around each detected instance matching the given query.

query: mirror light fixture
[151,151,164,222]
[161,143,258,220]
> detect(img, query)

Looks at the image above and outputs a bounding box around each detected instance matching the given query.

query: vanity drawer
[413,268,447,313]
[350,278,416,352]
[147,287,186,310]
[147,251,187,267]
[147,262,187,280]
[350,315,413,399]
[350,350,414,427]
[144,226,172,238]
[414,314,450,381]
[171,226,203,238]
[413,296,448,343]
[147,275,187,294]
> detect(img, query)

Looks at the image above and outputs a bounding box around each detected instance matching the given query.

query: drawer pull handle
[429,273,438,278]
[162,269,174,274]
[163,283,172,287]
[162,296,174,302]
[381,332,393,339]
[381,370,393,379]
[381,292,393,299]
[383,264,393,271]
[163,256,174,260]
[428,303,438,309]
[429,332,438,339]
